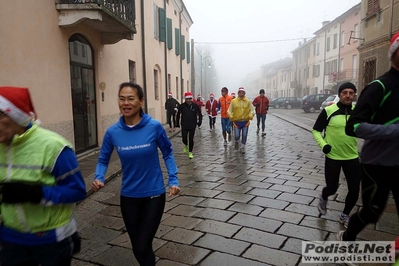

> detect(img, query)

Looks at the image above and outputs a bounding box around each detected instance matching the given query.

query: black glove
[322,144,332,154]
[1,182,43,204]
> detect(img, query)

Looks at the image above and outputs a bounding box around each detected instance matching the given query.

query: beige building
[358,0,399,92]
[0,0,192,154]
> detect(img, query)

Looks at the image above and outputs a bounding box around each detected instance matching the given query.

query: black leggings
[344,164,399,241]
[120,194,166,266]
[322,157,360,215]
[166,112,176,128]
[208,116,216,129]
[181,128,195,152]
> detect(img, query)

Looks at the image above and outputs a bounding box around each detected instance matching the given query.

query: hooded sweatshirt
[95,113,178,198]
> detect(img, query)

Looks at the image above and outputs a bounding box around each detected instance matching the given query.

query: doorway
[69,35,98,153]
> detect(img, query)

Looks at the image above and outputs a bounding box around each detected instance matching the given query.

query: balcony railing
[328,69,358,82]
[57,0,136,44]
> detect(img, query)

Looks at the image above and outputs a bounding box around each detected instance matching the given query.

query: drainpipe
[322,31,327,94]
[388,0,394,39]
[141,0,148,113]
[164,0,168,99]
[179,2,183,98]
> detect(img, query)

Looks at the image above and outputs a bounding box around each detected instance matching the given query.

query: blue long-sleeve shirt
[95,114,178,198]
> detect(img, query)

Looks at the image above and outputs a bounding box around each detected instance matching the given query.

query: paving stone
[259,208,304,224]
[375,211,399,235]
[215,191,255,203]
[281,237,303,255]
[155,224,174,238]
[243,244,301,265]
[71,259,98,266]
[156,259,189,266]
[170,196,206,206]
[80,224,122,243]
[98,205,122,218]
[227,202,264,216]
[166,204,203,216]
[247,188,282,199]
[156,242,210,265]
[234,227,286,249]
[214,183,252,193]
[78,198,108,213]
[358,227,398,241]
[194,233,250,255]
[73,239,112,262]
[101,194,121,206]
[199,251,267,266]
[269,184,299,193]
[91,246,139,266]
[285,203,320,217]
[295,187,320,198]
[195,199,233,211]
[249,196,290,209]
[164,201,178,212]
[194,207,236,222]
[263,177,286,185]
[229,213,282,233]
[194,219,242,238]
[277,223,329,241]
[162,227,204,244]
[243,180,272,189]
[181,187,222,198]
[161,215,204,229]
[185,181,220,189]
[300,216,342,233]
[108,232,131,249]
[276,192,313,204]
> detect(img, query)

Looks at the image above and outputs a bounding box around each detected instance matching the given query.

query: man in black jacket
[164,92,180,132]
[176,92,200,159]
[337,32,399,243]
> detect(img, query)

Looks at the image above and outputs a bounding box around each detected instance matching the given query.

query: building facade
[0,0,192,153]
[358,0,399,92]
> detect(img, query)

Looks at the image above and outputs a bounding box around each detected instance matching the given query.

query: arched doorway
[68,34,98,154]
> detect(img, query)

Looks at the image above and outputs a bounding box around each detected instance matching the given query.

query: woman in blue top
[92,82,180,266]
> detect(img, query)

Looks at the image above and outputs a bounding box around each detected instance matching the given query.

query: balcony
[328,69,358,82]
[56,0,136,45]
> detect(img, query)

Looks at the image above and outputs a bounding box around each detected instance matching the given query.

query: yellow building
[0,0,192,153]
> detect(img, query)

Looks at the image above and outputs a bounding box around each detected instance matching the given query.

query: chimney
[322,21,330,27]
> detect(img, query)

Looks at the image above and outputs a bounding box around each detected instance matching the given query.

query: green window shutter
[167,18,173,50]
[175,28,180,55]
[186,42,190,63]
[158,8,166,42]
[181,35,185,59]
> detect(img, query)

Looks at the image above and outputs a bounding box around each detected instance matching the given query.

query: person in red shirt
[252,89,269,136]
[195,94,205,129]
[205,93,218,132]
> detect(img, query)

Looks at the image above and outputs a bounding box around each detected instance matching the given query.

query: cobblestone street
[72,113,399,266]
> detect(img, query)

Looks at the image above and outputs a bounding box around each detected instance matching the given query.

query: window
[353,24,359,42]
[316,43,320,55]
[176,77,178,97]
[180,35,185,59]
[167,18,173,50]
[81,44,86,58]
[154,69,159,100]
[333,33,337,49]
[153,3,158,39]
[352,55,358,79]
[340,58,344,71]
[363,58,376,87]
[326,37,330,51]
[313,43,316,55]
[175,28,180,55]
[158,8,166,42]
[341,31,345,47]
[128,60,136,83]
[366,0,380,15]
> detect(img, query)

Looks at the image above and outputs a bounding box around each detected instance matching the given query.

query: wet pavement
[72,111,398,266]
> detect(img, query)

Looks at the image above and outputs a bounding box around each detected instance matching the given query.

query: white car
[320,94,357,110]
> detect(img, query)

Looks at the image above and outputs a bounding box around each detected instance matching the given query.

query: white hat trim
[0,95,31,126]
[388,35,399,59]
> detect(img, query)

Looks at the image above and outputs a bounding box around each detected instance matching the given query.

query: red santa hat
[197,94,201,98]
[231,92,236,96]
[209,93,214,98]
[238,87,245,92]
[168,92,173,96]
[0,87,37,127]
[388,32,399,59]
[184,91,193,99]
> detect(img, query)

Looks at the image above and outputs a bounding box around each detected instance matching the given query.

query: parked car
[320,94,358,110]
[302,94,331,113]
[283,97,302,109]
[269,97,285,109]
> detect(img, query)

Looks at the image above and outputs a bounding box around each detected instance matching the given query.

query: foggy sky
[185,0,361,94]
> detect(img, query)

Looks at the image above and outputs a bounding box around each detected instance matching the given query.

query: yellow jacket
[228,97,254,122]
